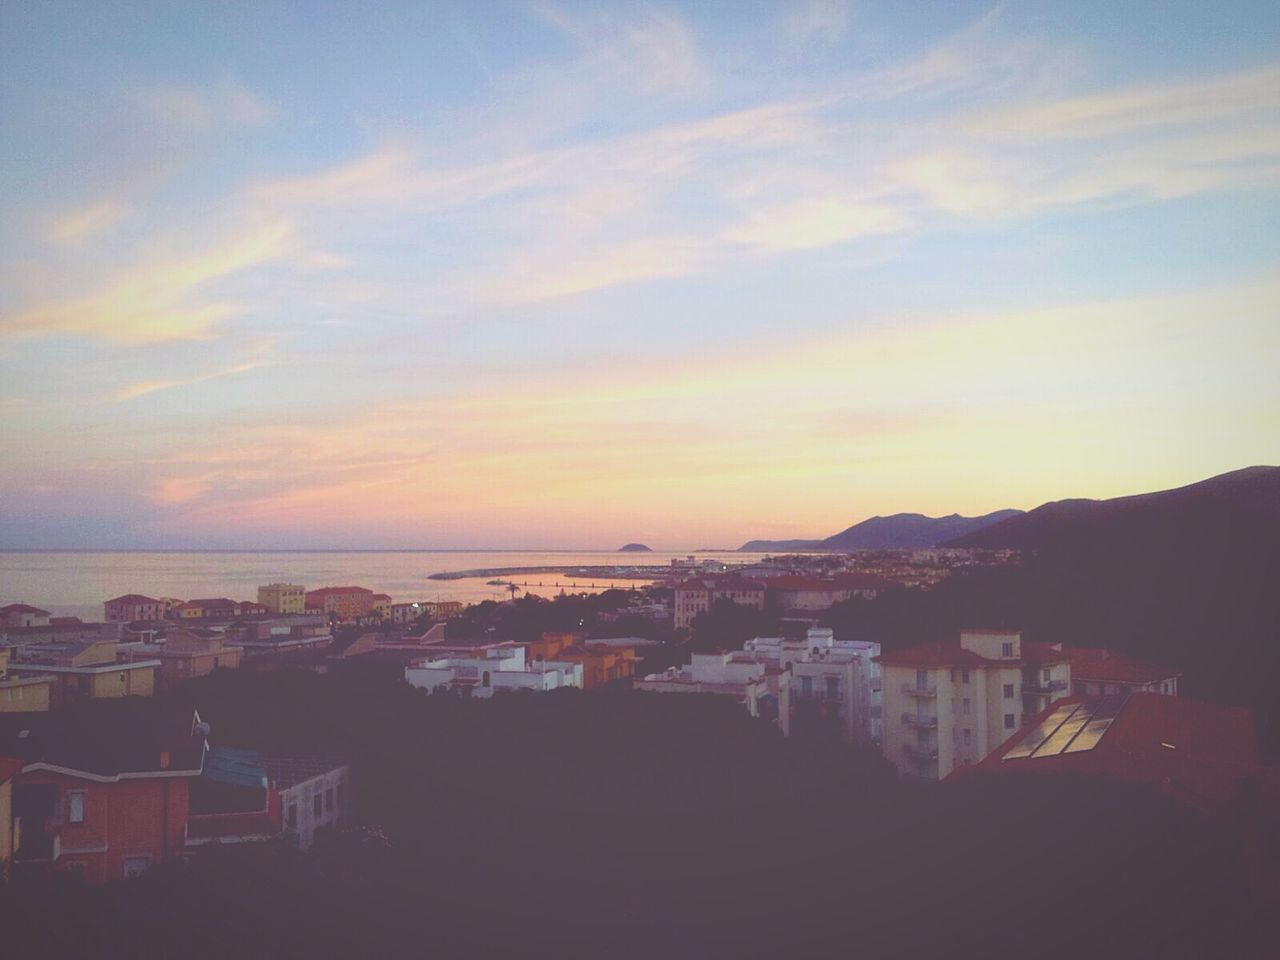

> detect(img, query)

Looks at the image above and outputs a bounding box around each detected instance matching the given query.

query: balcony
[901,712,938,729]
[901,683,937,698]
[1022,678,1068,695]
[902,741,939,761]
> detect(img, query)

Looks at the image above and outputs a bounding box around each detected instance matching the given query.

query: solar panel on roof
[1062,695,1126,754]
[1002,702,1081,760]
[1031,702,1096,757]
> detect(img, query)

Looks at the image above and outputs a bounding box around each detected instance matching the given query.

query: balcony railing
[901,683,937,698]
[902,741,939,761]
[901,712,938,728]
[1022,678,1068,695]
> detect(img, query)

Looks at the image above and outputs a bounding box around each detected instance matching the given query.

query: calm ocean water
[0,550,771,622]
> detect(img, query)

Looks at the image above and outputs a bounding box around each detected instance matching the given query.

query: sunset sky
[2,1,1278,549]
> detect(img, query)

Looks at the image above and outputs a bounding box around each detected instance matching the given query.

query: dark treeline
[0,669,1270,958]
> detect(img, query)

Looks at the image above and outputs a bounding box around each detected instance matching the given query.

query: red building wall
[19,770,190,883]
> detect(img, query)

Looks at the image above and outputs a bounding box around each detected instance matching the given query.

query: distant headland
[618,543,653,552]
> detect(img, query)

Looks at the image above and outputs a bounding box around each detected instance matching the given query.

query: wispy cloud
[3,217,292,343]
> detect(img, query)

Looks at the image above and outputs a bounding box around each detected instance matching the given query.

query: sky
[1,0,1278,550]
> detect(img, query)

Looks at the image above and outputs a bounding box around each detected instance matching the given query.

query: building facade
[877,630,1070,782]
[405,645,583,697]
[103,595,164,623]
[673,577,767,630]
[305,586,376,622]
[257,583,306,615]
[0,605,51,629]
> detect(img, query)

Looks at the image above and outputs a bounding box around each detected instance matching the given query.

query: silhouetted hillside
[740,509,1021,552]
[946,466,1280,549]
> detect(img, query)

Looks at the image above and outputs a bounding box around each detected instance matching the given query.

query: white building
[744,629,881,746]
[404,644,583,697]
[877,630,1071,782]
[634,651,782,724]
[636,628,881,746]
[274,757,353,850]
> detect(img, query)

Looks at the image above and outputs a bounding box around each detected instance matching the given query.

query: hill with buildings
[739,509,1021,552]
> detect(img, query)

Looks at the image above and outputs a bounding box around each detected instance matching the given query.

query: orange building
[305,586,376,622]
[522,632,638,688]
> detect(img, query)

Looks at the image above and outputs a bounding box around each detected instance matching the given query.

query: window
[963,729,972,746]
[960,669,969,684]
[825,676,839,700]
[1004,713,1016,729]
[950,668,957,683]
[801,676,813,696]
[1003,684,1014,698]
[915,668,929,690]
[962,698,971,715]
[68,791,86,824]
[287,803,297,828]
[314,794,322,817]
[1001,642,1014,657]
[122,855,151,878]
[326,788,334,813]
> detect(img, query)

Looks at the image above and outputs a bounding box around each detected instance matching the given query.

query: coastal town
[2,541,1276,904]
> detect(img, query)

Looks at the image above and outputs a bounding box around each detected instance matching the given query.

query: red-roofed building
[673,577,766,629]
[104,594,164,623]
[876,630,1071,782]
[765,574,889,612]
[0,604,51,629]
[1061,646,1180,698]
[954,693,1280,897]
[0,705,207,882]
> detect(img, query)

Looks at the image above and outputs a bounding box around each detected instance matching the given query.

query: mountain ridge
[739,509,1022,552]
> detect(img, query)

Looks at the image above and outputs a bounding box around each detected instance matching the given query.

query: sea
[0,550,774,622]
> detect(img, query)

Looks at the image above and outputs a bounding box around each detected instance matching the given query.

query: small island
[618,542,653,552]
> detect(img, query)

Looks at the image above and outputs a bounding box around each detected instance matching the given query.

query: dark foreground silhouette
[0,668,1272,959]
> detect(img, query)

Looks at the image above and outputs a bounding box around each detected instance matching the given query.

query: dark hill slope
[946,466,1280,549]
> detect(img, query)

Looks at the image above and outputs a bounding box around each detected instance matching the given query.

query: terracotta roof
[956,694,1276,818]
[0,604,50,616]
[305,586,374,598]
[1061,646,1180,684]
[105,594,160,605]
[876,638,1068,669]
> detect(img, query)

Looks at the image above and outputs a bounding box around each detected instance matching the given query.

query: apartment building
[635,651,782,725]
[7,639,159,707]
[1062,646,1180,698]
[103,594,164,623]
[257,583,306,615]
[877,630,1070,782]
[673,577,766,629]
[0,646,53,714]
[305,586,376,622]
